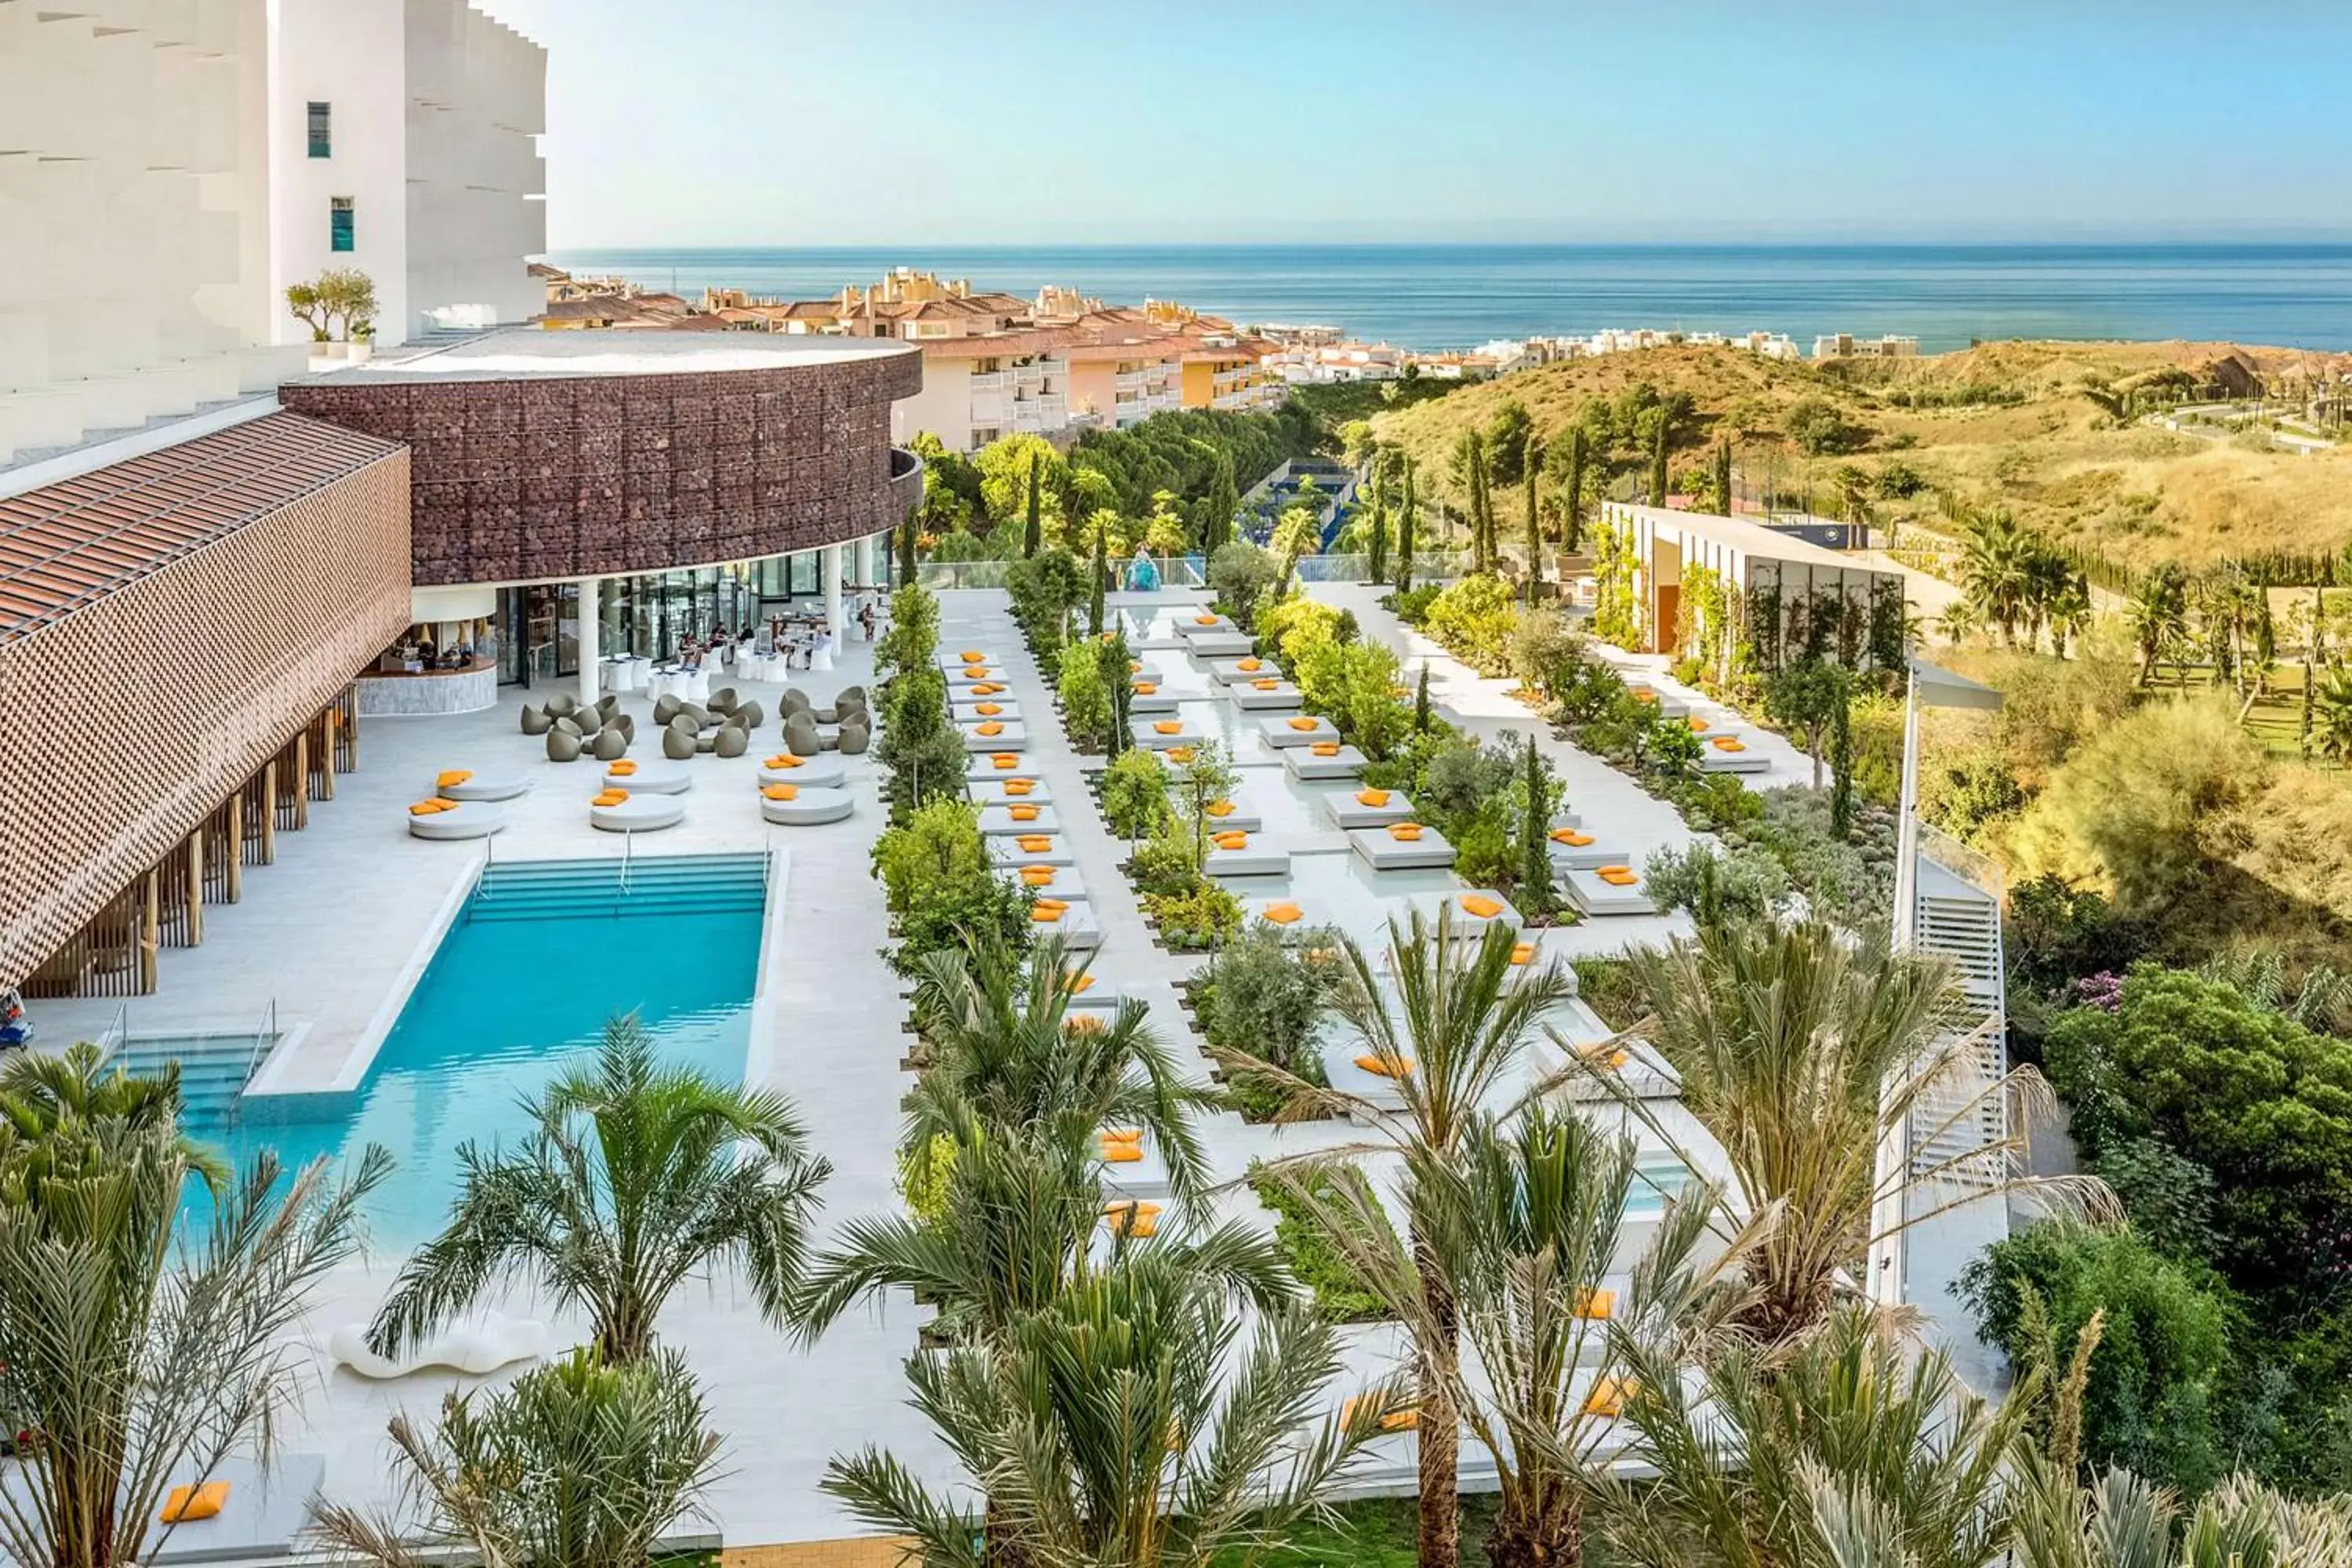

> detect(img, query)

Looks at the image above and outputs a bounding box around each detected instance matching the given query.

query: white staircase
[1907,832,2008,1183]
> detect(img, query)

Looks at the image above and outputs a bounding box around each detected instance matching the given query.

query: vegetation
[285,267,378,341]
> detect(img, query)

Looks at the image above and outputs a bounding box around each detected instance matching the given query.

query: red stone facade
[281,350,925,586]
[0,426,412,989]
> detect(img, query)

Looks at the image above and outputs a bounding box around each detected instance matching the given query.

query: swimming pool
[122,854,769,1248]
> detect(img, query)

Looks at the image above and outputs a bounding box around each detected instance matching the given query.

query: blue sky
[487,0,2352,247]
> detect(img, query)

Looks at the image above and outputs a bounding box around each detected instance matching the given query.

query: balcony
[1012,362,1044,388]
[1113,370,1149,394]
[1011,404,1044,432]
[1213,390,1252,411]
[967,370,1008,393]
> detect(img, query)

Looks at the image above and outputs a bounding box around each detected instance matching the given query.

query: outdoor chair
[734,699,764,729]
[519,703,552,735]
[783,712,824,757]
[552,716,582,737]
[838,718,870,755]
[545,691,578,717]
[662,725,698,761]
[591,728,629,761]
[546,729,583,763]
[653,694,684,727]
[707,688,739,715]
[713,724,749,758]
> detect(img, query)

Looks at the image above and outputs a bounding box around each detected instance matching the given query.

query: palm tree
[2315,670,2352,764]
[1595,918,2110,1345]
[2047,571,2092,660]
[0,1038,230,1190]
[370,1014,830,1364]
[1959,510,2032,646]
[307,1346,722,1568]
[2008,1463,2352,1568]
[822,1248,1404,1568]
[0,1118,387,1568]
[1225,908,1577,1568]
[2127,564,2190,686]
[1605,1308,2031,1568]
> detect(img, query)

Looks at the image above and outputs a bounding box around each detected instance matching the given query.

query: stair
[109,1033,267,1134]
[467,853,768,923]
[1908,867,2009,1182]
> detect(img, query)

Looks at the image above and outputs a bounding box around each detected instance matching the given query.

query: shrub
[1958,1223,2230,1496]
[1419,735,1516,829]
[1004,548,1085,650]
[1922,745,2029,844]
[1247,1164,1393,1322]
[1642,840,1789,924]
[896,1134,957,1227]
[1454,818,1517,894]
[1297,639,1408,760]
[873,668,967,822]
[1200,926,1337,1079]
[1144,880,1243,950]
[891,873,1034,977]
[874,582,938,681]
[1207,539,1279,630]
[1748,786,1887,928]
[1100,747,1171,840]
[1508,610,1587,704]
[1256,596,1345,669]
[1422,575,1521,676]
[1386,583,1441,626]
[1570,956,1649,1032]
[873,797,989,918]
[1058,648,1109,750]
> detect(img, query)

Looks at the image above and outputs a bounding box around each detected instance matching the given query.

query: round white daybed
[760,786,855,826]
[604,763,691,795]
[407,802,504,840]
[590,796,685,833]
[435,771,532,802]
[757,755,846,789]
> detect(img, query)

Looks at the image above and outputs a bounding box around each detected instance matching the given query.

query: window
[307,101,332,158]
[329,197,354,252]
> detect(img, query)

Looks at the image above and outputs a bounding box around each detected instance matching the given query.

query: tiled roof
[0,413,406,641]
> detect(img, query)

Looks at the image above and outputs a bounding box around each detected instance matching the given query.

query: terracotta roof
[0,412,406,641]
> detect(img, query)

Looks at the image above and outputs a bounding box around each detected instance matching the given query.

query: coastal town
[6,3,2352,1568]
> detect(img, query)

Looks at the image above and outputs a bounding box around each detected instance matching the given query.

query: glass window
[307,101,332,158]
[329,197,354,252]
[789,550,819,597]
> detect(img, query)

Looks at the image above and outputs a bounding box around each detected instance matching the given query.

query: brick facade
[282,350,924,586]
[0,428,412,989]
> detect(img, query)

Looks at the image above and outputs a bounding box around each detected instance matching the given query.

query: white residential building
[0,0,304,470]
[268,0,545,347]
[1813,332,1921,360]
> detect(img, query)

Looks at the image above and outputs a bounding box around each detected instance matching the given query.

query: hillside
[1367,340,2352,571]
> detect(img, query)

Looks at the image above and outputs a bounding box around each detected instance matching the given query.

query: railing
[621,830,634,895]
[239,997,278,1093]
[96,1000,129,1059]
[916,554,1209,591]
[1916,820,2002,899]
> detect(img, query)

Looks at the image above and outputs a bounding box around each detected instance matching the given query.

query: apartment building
[1813,332,1922,360]
[268,0,546,347]
[895,328,1076,450]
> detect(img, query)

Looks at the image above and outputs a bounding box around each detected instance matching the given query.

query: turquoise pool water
[134,855,767,1248]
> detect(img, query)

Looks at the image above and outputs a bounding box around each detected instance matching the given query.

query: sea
[548,244,2352,354]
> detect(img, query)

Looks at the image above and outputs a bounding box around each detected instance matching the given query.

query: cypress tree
[1396,459,1417,593]
[1563,427,1588,554]
[1829,681,1856,840]
[1464,432,1489,575]
[1087,517,1108,637]
[1648,415,1670,508]
[1367,452,1390,586]
[1098,631,1131,758]
[1519,738,1552,912]
[1523,437,1543,602]
[897,506,918,583]
[1022,453,1042,557]
[1414,664,1432,733]
[1205,452,1238,554]
[1714,437,1734,516]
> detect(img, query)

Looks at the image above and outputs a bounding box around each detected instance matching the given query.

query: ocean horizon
[549,242,2352,355]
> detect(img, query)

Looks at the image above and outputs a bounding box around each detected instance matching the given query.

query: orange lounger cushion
[1633,690,1658,704]
[1355,1054,1414,1079]
[975,721,1005,737]
[1254,678,1280,690]
[975,702,1004,716]
[1598,869,1640,888]
[993,754,1019,769]
[1129,659,1142,672]
[761,784,799,801]
[1510,942,1537,965]
[1461,895,1504,920]
[1213,832,1249,850]
[1133,681,1158,695]
[1029,906,1067,924]
[1261,902,1303,924]
[1550,828,1595,847]
[1310,742,1341,757]
[160,1480,230,1524]
[1579,1042,1631,1069]
[1166,746,1195,763]
[1019,866,1055,886]
[1100,1138,1144,1163]
[1101,1126,1142,1144]
[964,667,992,679]
[1066,971,1095,992]
[960,651,985,662]
[973,683,1004,695]
[1713,738,1748,753]
[1287,716,1320,731]
[764,755,797,769]
[608,759,639,775]
[1194,615,1220,626]
[591,789,630,807]
[1574,1286,1617,1319]
[1341,1397,1421,1432]
[1388,822,1424,841]
[1236,657,1262,672]
[1004,779,1035,797]
[1010,804,1040,821]
[436,769,472,788]
[1357,789,1391,807]
[1207,800,1235,818]
[1687,717,1710,732]
[408,799,455,816]
[1584,1375,1638,1418]
[1595,864,1633,878]
[1017,834,1054,852]
[1103,1200,1161,1236]
[1154,720,1183,735]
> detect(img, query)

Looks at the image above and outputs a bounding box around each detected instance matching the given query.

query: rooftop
[307,328,918,383]
[0,412,404,641]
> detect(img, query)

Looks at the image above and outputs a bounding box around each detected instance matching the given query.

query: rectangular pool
[136,855,769,1248]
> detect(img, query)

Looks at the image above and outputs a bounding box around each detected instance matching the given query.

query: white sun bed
[1562,867,1658,916]
[987,833,1076,868]
[760,786,855,826]
[978,804,1062,835]
[1324,789,1416,830]
[1545,829,1623,873]
[590,796,684,833]
[1229,681,1305,711]
[1131,719,1204,751]
[1623,686,1689,721]
[1173,612,1236,638]
[1097,1130,1173,1201]
[1697,742,1772,775]
[968,756,1044,785]
[1258,713,1339,749]
[1393,888,1523,935]
[1208,658,1282,685]
[1191,631,1255,657]
[434,771,530,802]
[968,779,1053,807]
[1349,824,1457,871]
[407,802,504,840]
[328,1313,548,1379]
[960,721,1030,753]
[1196,801,1262,833]
[610,762,695,794]
[1282,744,1367,782]
[756,755,844,789]
[998,864,1087,901]
[952,700,1024,724]
[1127,685,1180,714]
[1205,839,1291,877]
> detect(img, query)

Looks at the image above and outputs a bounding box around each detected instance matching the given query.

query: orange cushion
[1551,828,1595,847]
[1100,1138,1143,1163]
[1017,834,1053,851]
[1714,738,1747,753]
[1574,1287,1617,1319]
[960,651,985,662]
[1287,716,1319,731]
[1310,742,1341,757]
[1584,1375,1637,1417]
[964,667,992,679]
[435,769,472,788]
[1595,864,1632,878]
[160,1480,230,1524]
[1101,1127,1142,1144]
[1129,659,1142,673]
[1133,681,1158,695]
[608,759,639,775]
[1207,800,1235,818]
[1167,746,1195,763]
[1687,717,1709,732]
[1357,789,1391,808]
[1598,870,1640,887]
[975,702,1004,716]
[1103,1200,1161,1236]
[408,799,452,816]
[1010,804,1040,820]
[1194,615,1220,626]
[1030,906,1065,924]
[1254,678,1280,690]
[1510,942,1536,965]
[1214,832,1248,850]
[1020,866,1054,886]
[591,789,629,807]
[762,784,798,801]
[1461,895,1504,920]
[993,753,1018,768]
[975,721,1005,737]
[1581,1043,1632,1069]
[1237,657,1262,672]
[1355,1054,1413,1079]
[1388,822,1424,840]
[1261,901,1303,924]
[1632,690,1657,704]
[1154,720,1182,735]
[1004,779,1034,797]
[1066,971,1095,992]
[974,683,1003,695]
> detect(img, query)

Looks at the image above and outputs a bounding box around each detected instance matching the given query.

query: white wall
[891,359,978,452]
[267,0,544,347]
[0,0,299,469]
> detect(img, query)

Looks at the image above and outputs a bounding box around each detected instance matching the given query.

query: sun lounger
[1196,800,1261,833]
[967,755,1044,785]
[1204,837,1290,877]
[1173,612,1236,638]
[1258,713,1339,749]
[1324,787,1415,830]
[1131,718,1204,751]
[1229,680,1305,711]
[1406,888,1523,933]
[960,720,1030,753]
[1622,684,1689,721]
[1027,897,1103,950]
[1282,743,1367,781]
[1208,656,1281,685]
[406,801,503,840]
[590,795,684,833]
[1544,825,1621,872]
[1349,823,1457,871]
[998,863,1087,900]
[434,771,530,802]
[987,833,1076,868]
[1697,737,1771,774]
[1127,685,1180,714]
[1562,866,1657,916]
[1190,631,1255,657]
[755,754,843,789]
[952,699,1024,724]
[968,779,1053,807]
[1097,1129,1173,1200]
[760,786,855,826]
[978,803,1062,835]
[328,1313,548,1379]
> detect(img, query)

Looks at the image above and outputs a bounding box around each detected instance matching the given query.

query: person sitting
[679,638,704,672]
[416,633,438,666]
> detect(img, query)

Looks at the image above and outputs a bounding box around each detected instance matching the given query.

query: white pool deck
[10,585,1795,1550]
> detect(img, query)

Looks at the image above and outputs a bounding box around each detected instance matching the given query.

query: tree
[1829,682,1856,838]
[1396,456,1419,593]
[1713,438,1734,517]
[1087,510,1108,637]
[1519,738,1555,914]
[875,667,967,821]
[2127,564,2190,686]
[822,1250,1401,1568]
[307,1347,722,1568]
[1461,431,1493,575]
[370,1016,830,1364]
[1207,540,1279,632]
[897,503,919,583]
[1486,398,1534,488]
[1203,451,1239,554]
[1559,427,1589,553]
[0,1112,386,1568]
[1270,500,1322,603]
[2316,669,2352,764]
[1234,910,1577,1568]
[287,267,378,342]
[1765,658,1848,789]
[1367,448,1392,586]
[0,1040,228,1190]
[1022,452,1043,557]
[1647,407,1671,506]
[1097,630,1134,758]
[1414,663,1432,733]
[1785,396,1867,456]
[1599,919,2106,1345]
[1522,436,1544,601]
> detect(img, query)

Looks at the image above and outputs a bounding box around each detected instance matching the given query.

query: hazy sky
[484,0,2352,249]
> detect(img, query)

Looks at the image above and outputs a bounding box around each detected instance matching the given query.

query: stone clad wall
[282,351,925,586]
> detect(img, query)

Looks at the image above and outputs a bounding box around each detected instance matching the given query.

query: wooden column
[226,798,243,902]
[260,761,278,862]
[139,871,160,994]
[291,734,310,829]
[186,831,204,946]
[314,713,336,800]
